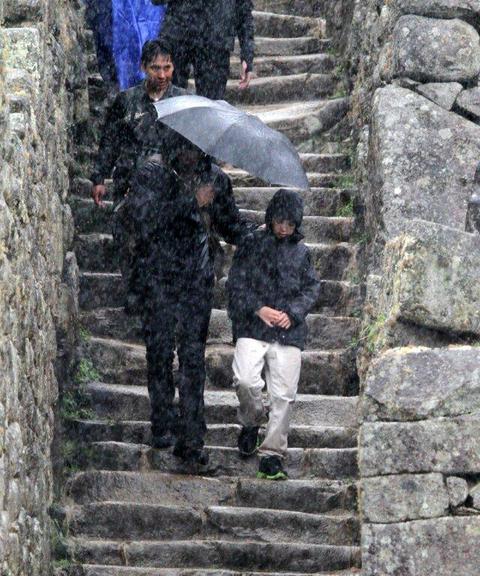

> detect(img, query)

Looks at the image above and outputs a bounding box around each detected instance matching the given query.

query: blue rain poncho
[112,0,166,89]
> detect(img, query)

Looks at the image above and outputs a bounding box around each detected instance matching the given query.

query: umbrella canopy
[154,95,309,191]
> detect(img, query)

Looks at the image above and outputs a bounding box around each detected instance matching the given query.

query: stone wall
[330,1,480,574]
[0,1,88,574]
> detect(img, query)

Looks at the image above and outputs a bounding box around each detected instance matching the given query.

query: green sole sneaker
[256,470,288,481]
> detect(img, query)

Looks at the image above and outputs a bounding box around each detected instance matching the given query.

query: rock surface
[416,82,462,110]
[362,346,480,421]
[393,15,480,82]
[446,476,469,508]
[456,87,480,122]
[363,517,480,576]
[381,220,480,336]
[361,473,449,523]
[368,86,480,240]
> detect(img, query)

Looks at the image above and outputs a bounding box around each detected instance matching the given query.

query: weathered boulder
[456,87,480,122]
[393,16,480,83]
[392,0,480,20]
[360,415,480,476]
[368,86,480,240]
[471,483,480,509]
[446,476,469,508]
[363,517,480,576]
[362,346,480,421]
[361,473,449,523]
[381,220,480,336]
[416,82,462,110]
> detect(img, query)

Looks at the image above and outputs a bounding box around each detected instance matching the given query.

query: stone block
[4,0,43,24]
[393,0,480,20]
[471,483,480,509]
[363,517,480,575]
[3,28,41,80]
[362,346,480,421]
[416,82,462,110]
[381,220,480,336]
[456,87,480,122]
[368,86,480,239]
[361,473,449,523]
[446,476,469,508]
[360,415,480,477]
[393,16,480,83]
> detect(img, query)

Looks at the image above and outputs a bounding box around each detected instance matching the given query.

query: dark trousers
[85,0,117,85]
[171,43,231,100]
[141,273,214,450]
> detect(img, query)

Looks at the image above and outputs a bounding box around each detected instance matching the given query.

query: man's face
[272,219,295,239]
[143,54,174,93]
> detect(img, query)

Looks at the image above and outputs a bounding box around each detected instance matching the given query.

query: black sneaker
[257,455,288,481]
[173,442,209,466]
[151,431,175,449]
[237,426,260,457]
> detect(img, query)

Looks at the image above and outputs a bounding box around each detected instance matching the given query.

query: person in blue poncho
[85,0,167,89]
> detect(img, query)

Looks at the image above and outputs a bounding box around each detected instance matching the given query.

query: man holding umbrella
[127,143,256,466]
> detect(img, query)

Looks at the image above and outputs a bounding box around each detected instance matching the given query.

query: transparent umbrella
[154,95,310,190]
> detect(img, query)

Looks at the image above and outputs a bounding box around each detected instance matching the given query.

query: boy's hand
[256,306,282,327]
[276,312,292,330]
[196,184,215,208]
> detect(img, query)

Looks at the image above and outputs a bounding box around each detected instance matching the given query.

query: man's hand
[196,184,215,208]
[276,312,292,330]
[239,61,252,90]
[92,184,107,207]
[256,306,282,327]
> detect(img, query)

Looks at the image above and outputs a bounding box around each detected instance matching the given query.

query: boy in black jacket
[227,189,320,479]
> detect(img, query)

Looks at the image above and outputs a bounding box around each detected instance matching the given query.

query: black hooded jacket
[227,189,321,351]
[154,0,255,70]
[128,159,255,296]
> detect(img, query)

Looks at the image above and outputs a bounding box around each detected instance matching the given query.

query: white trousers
[232,338,301,458]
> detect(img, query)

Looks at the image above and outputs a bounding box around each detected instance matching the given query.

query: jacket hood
[265,189,304,238]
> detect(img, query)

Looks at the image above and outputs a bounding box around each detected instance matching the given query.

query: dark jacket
[155,0,255,71]
[90,82,188,196]
[128,159,256,296]
[227,190,320,351]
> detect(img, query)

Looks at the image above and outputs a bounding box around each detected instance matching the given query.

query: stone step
[226,169,340,188]
[79,308,360,350]
[252,10,323,38]
[234,186,354,216]
[67,471,358,514]
[71,198,352,243]
[85,441,358,480]
[84,383,359,428]
[80,337,358,396]
[68,420,358,450]
[68,502,358,546]
[234,36,330,57]
[77,566,361,576]
[70,539,360,573]
[254,0,324,17]
[75,233,355,281]
[240,98,349,145]
[231,53,335,77]
[80,271,362,319]
[70,156,349,198]
[70,183,354,219]
[223,73,335,105]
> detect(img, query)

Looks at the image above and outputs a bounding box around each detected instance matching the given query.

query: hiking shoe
[151,432,175,450]
[257,455,288,481]
[237,426,260,457]
[173,442,209,466]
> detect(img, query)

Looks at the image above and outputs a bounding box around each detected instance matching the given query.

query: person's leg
[171,43,193,90]
[174,275,213,454]
[259,343,301,460]
[142,292,178,446]
[193,46,231,100]
[232,338,268,429]
[86,0,117,86]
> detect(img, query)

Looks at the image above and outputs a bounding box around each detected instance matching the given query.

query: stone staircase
[63,1,362,574]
